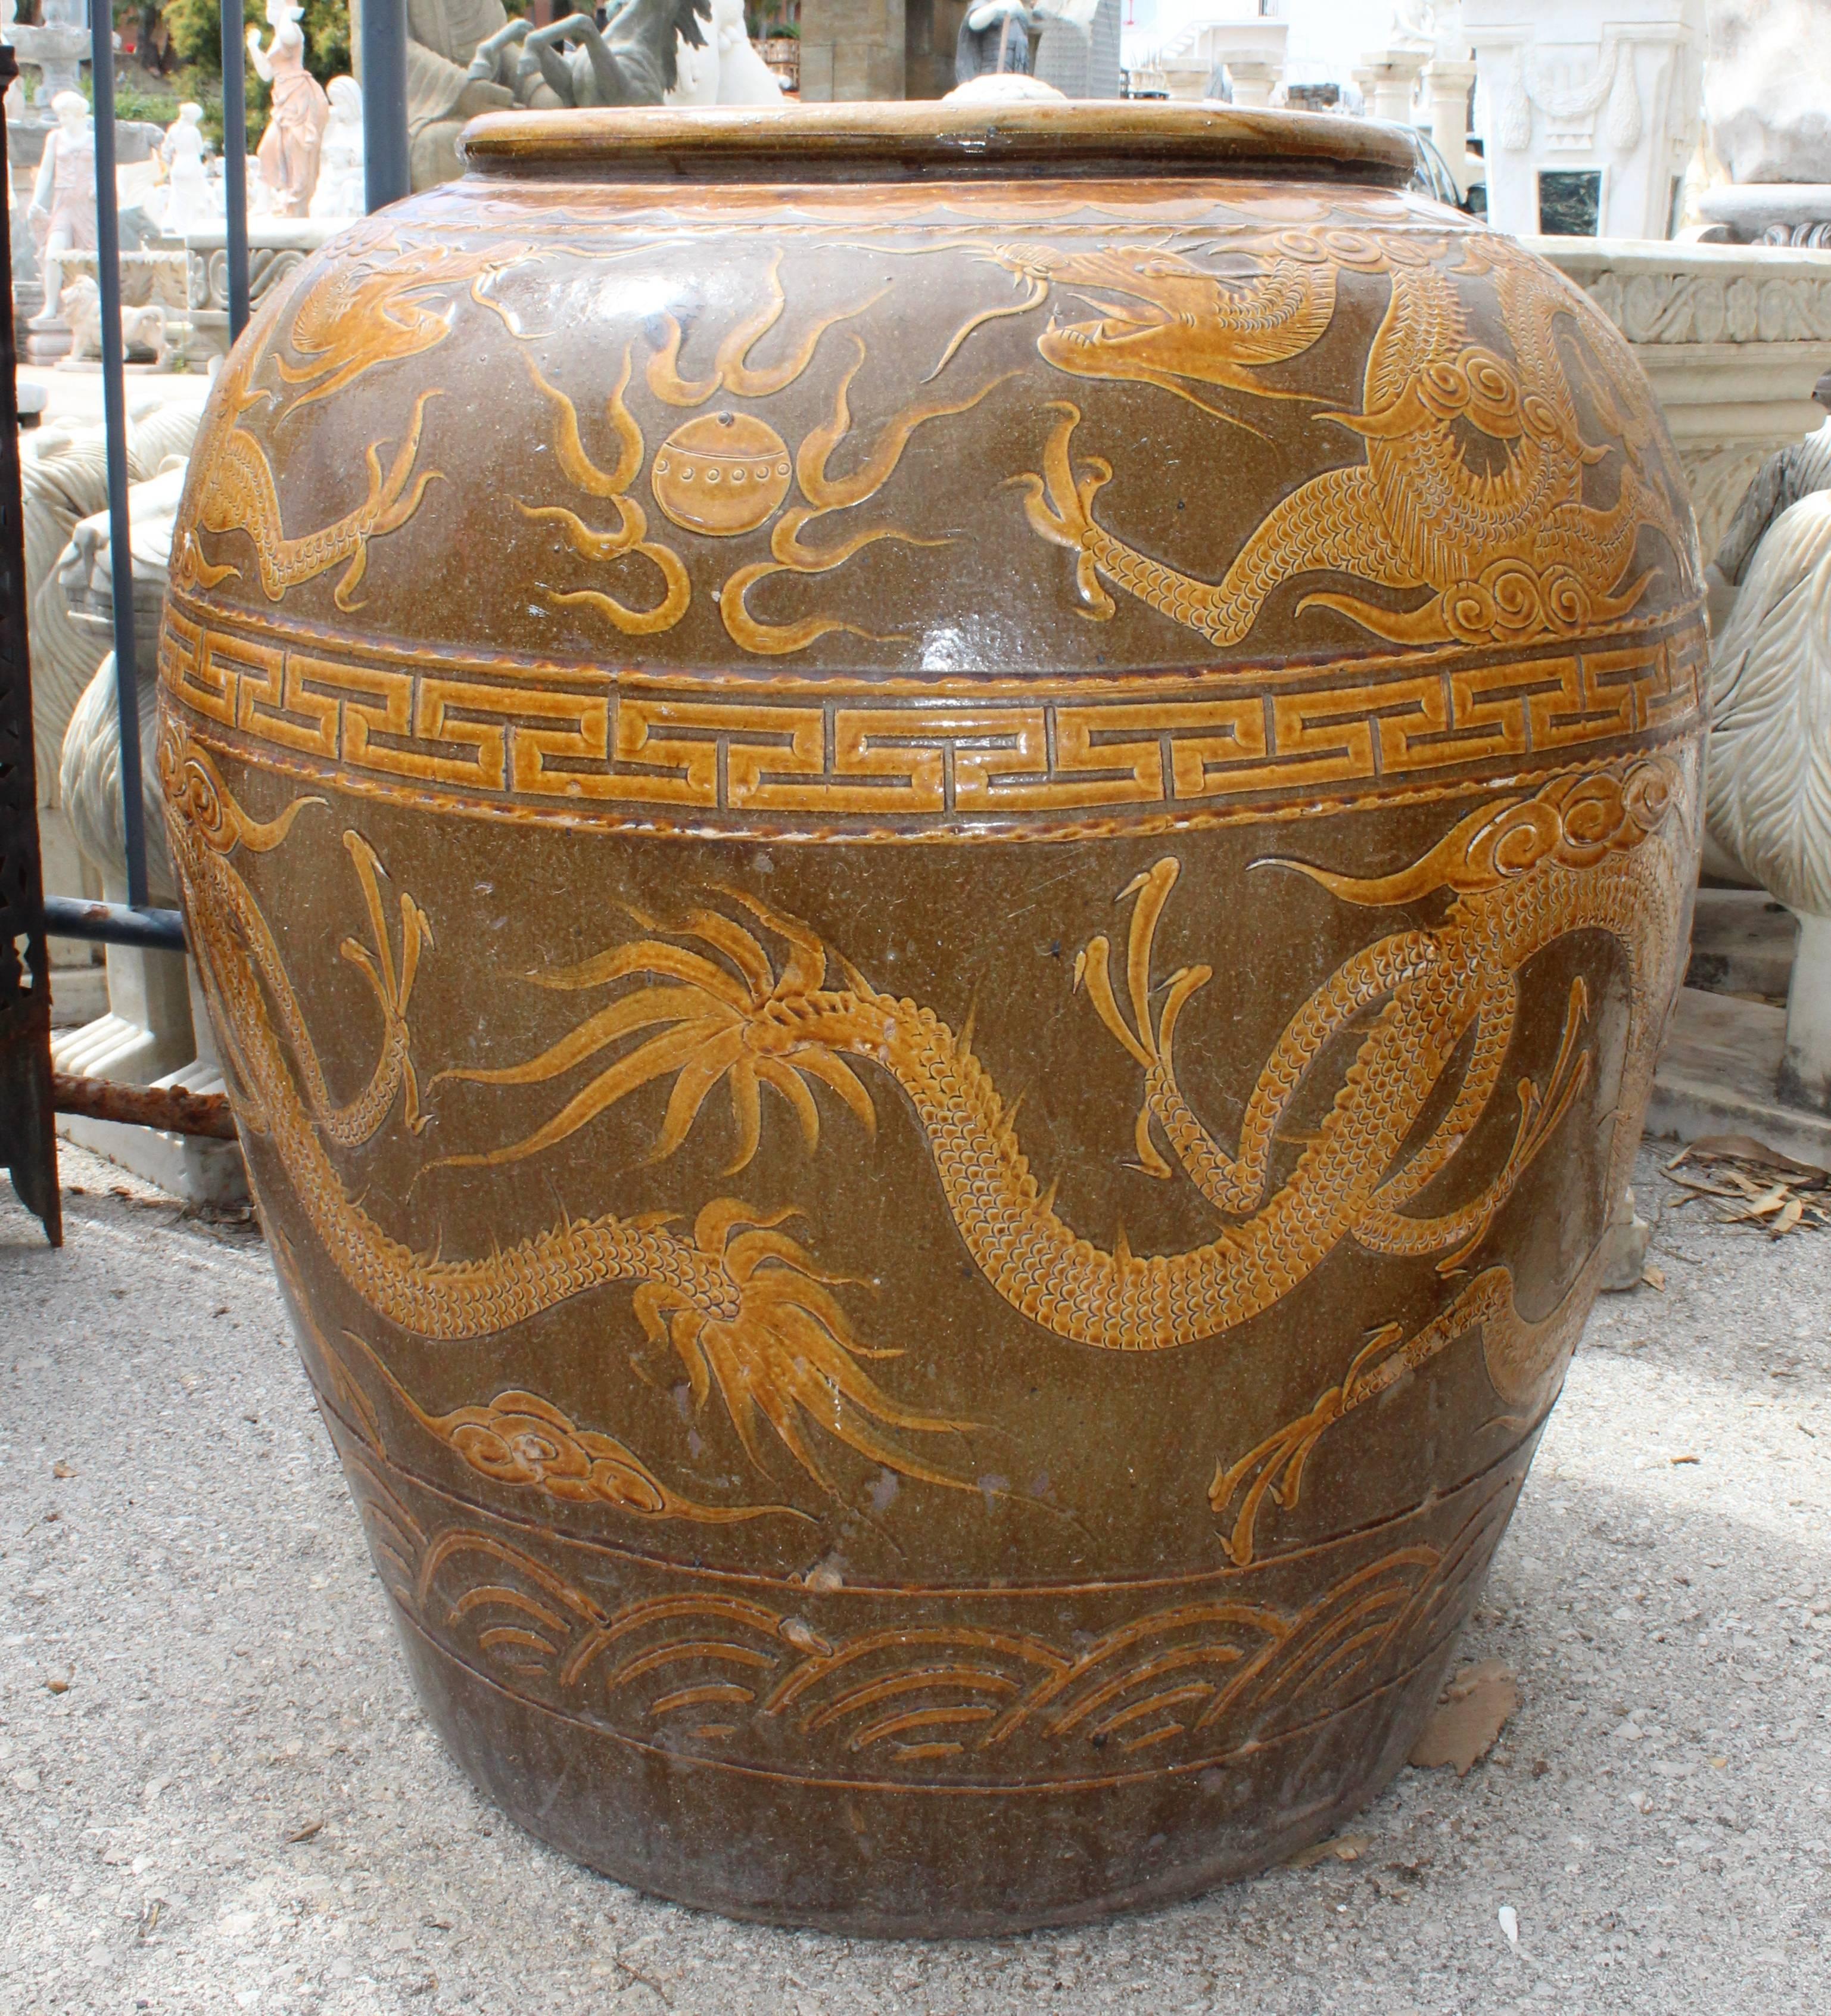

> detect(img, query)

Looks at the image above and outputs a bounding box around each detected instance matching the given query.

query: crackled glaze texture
[157,102,1705,1933]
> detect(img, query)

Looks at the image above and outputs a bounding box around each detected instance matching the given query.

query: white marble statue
[161,103,222,236]
[26,91,95,331]
[1705,478,1831,1112]
[248,0,330,216]
[309,75,367,219]
[1707,0,1831,188]
[666,0,784,105]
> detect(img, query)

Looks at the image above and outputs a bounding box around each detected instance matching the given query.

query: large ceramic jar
[158,103,1705,1933]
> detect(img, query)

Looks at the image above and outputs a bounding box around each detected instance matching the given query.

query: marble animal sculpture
[666,0,786,105]
[1705,487,1831,1112]
[58,277,169,368]
[466,0,715,107]
[406,0,564,190]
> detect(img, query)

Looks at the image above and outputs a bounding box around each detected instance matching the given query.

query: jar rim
[456,100,1420,188]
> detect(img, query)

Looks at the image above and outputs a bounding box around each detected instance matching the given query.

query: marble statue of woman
[310,76,366,220]
[162,103,222,236]
[26,91,95,332]
[248,0,330,216]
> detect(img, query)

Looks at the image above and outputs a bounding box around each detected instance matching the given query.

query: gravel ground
[2,1138,1828,2015]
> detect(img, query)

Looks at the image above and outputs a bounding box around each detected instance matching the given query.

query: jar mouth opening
[456,100,1421,188]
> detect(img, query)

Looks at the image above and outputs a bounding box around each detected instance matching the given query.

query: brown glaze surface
[157,102,1705,1934]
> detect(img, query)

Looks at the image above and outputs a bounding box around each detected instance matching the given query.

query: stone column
[798,0,907,102]
[1424,55,1477,192]
[1359,47,1427,125]
[1223,58,1280,109]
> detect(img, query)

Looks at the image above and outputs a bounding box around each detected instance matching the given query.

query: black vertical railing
[362,0,412,212]
[0,45,64,1245]
[88,0,147,910]
[221,0,251,339]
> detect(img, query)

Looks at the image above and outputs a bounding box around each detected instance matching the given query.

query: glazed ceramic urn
[157,102,1705,1933]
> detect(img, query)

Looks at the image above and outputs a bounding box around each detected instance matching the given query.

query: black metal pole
[221,0,252,340]
[0,44,64,1246]
[89,0,148,913]
[362,0,412,213]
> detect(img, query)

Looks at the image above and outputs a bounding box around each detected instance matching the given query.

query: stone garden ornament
[247,0,330,215]
[158,100,1704,1933]
[465,0,715,109]
[26,91,95,333]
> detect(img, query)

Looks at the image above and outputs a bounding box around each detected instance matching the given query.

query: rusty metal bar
[52,1073,237,1141]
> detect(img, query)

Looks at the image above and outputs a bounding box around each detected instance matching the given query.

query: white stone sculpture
[1696,1,1831,247]
[1705,482,1831,1112]
[49,460,246,1201]
[1705,0,1831,188]
[25,402,201,985]
[309,75,366,219]
[26,91,95,332]
[248,0,329,216]
[666,0,784,104]
[161,102,223,236]
[57,276,169,368]
[1464,0,1704,239]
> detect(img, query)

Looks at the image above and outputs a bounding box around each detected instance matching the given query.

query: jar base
[395,1609,1458,1937]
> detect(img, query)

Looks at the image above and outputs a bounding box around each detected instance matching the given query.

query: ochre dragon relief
[161,724,974,1503]
[340,1438,1521,1772]
[948,226,1697,650]
[170,234,522,612]
[266,1221,811,1528]
[163,717,1691,1559]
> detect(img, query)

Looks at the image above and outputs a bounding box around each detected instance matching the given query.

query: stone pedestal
[1533,237,1831,558]
[181,217,337,362]
[1465,1,1704,240]
[797,0,906,101]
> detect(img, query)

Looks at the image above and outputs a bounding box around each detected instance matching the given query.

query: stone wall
[799,0,908,100]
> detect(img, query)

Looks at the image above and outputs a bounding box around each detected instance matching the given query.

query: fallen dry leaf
[1409,1660,1519,1775]
[285,1819,323,1844]
[1670,1453,1701,1465]
[1682,1134,1829,1186]
[1284,1831,1372,1869]
[51,1462,73,1480]
[1771,1195,1806,1239]
[1640,1263,1666,1291]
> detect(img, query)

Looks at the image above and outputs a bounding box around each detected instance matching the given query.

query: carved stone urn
[158,102,1705,1933]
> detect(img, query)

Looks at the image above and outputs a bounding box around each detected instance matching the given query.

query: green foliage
[160,0,348,84]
